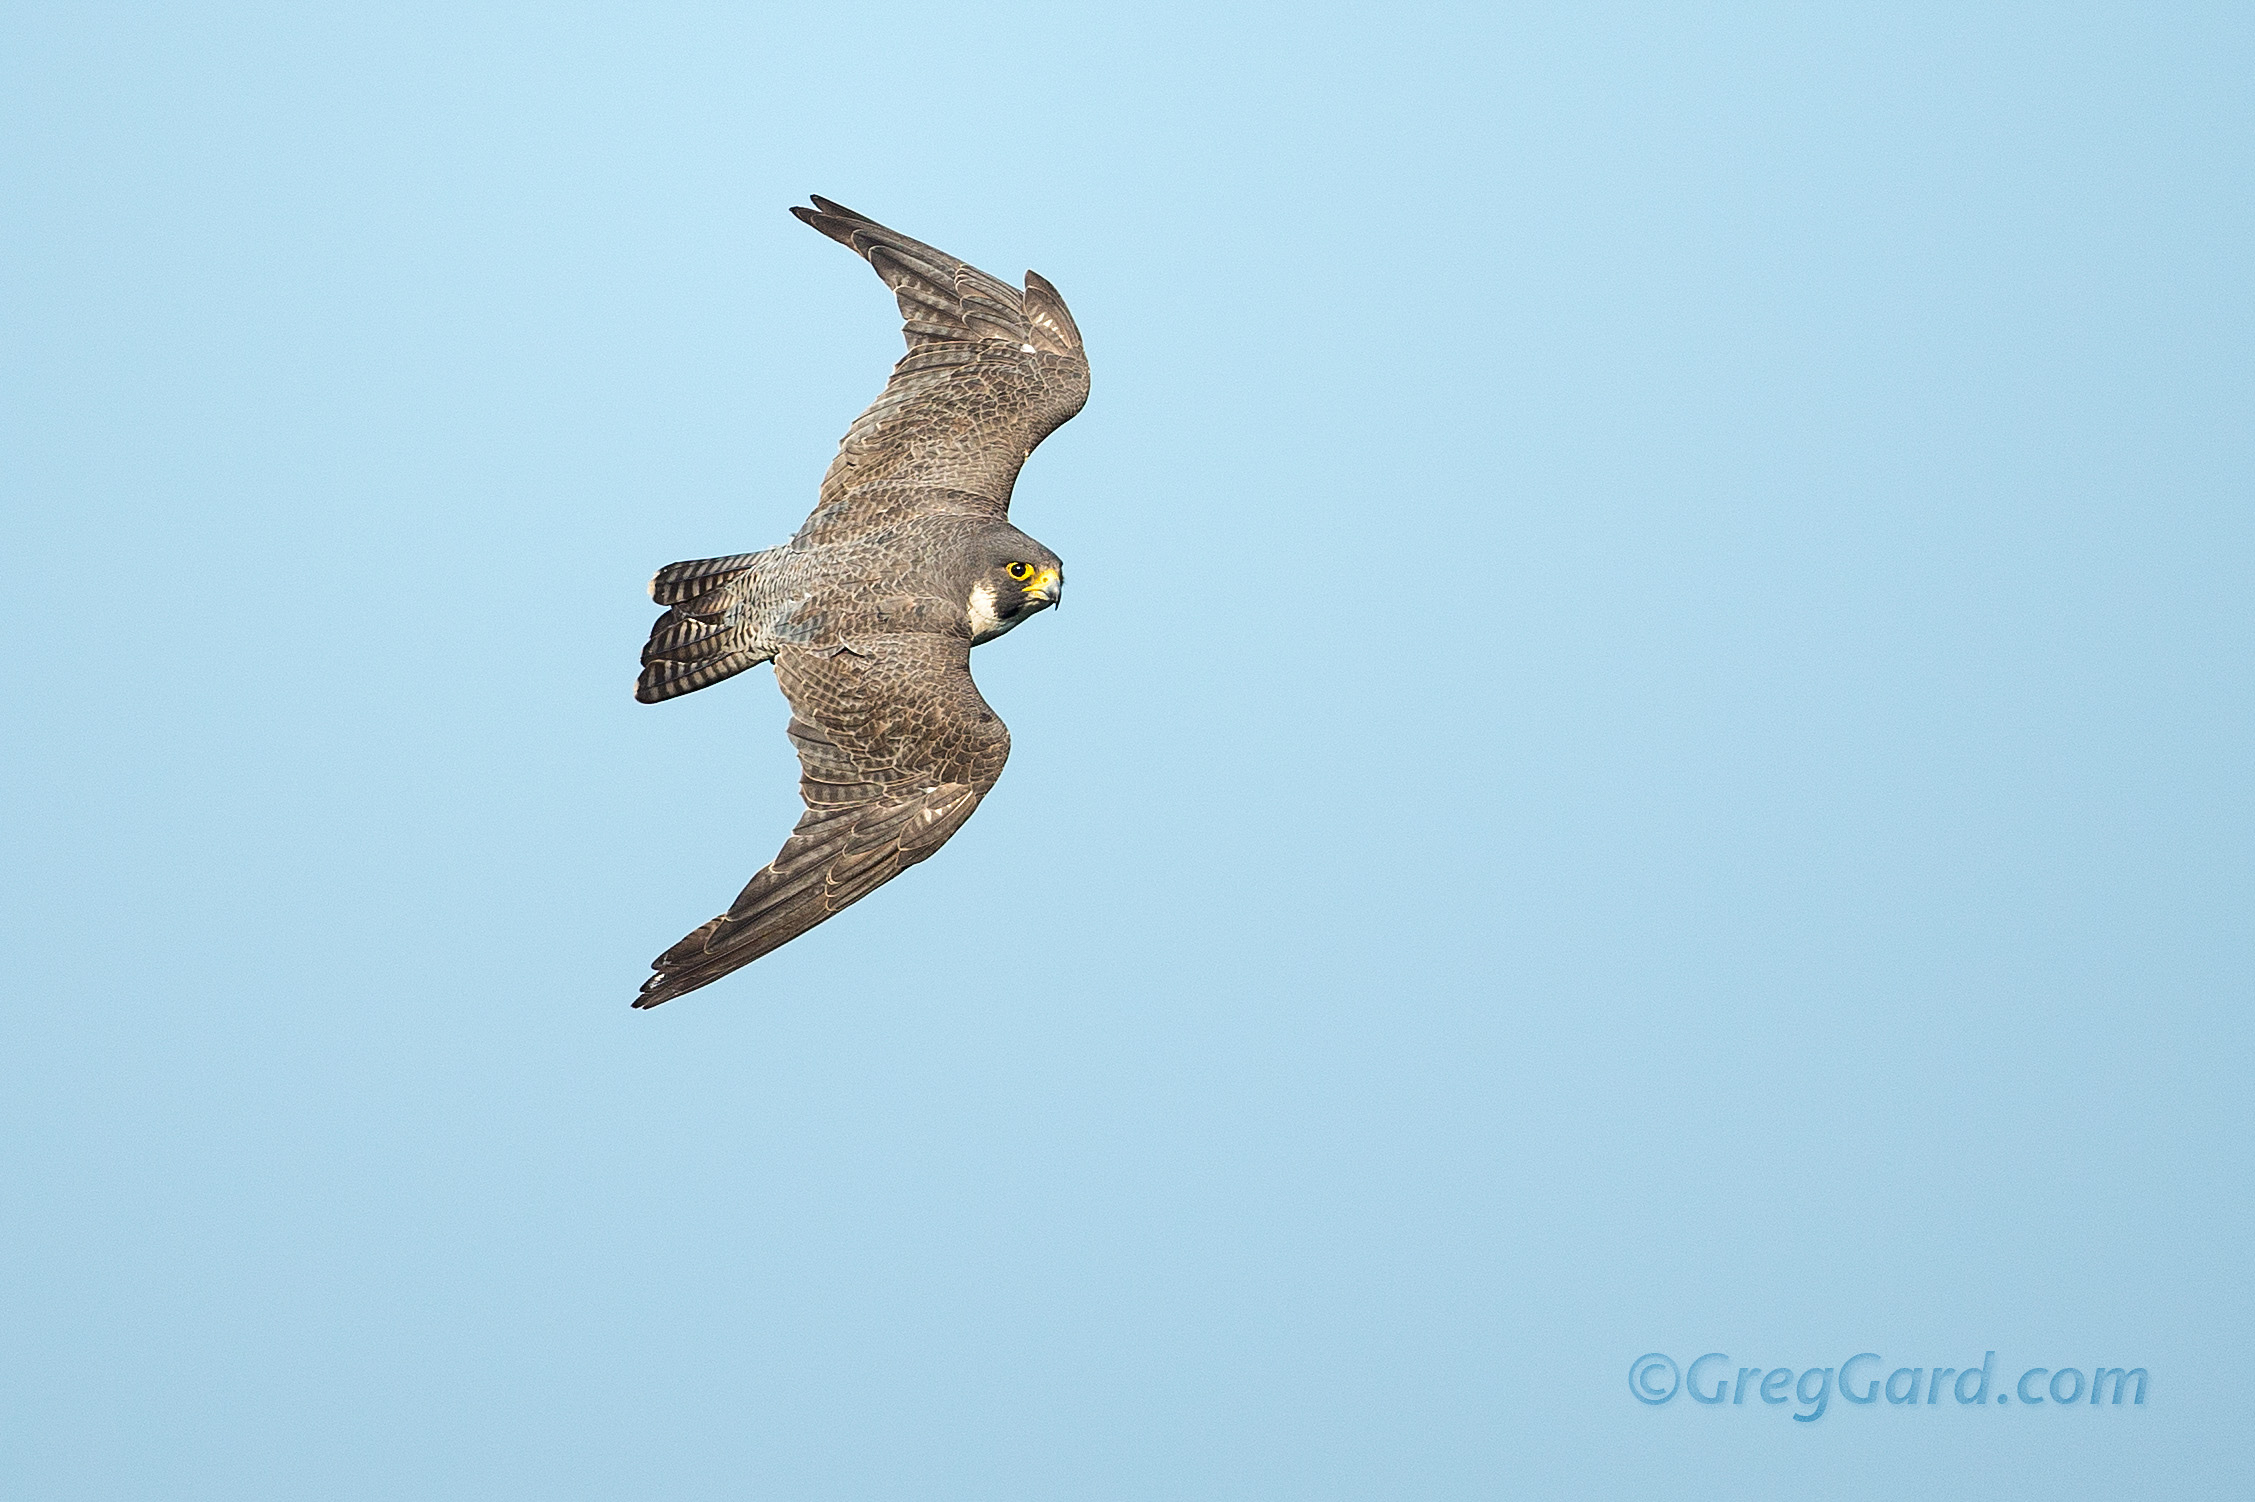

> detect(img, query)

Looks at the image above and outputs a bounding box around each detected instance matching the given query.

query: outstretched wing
[633,634,1011,1007]
[789,196,1090,547]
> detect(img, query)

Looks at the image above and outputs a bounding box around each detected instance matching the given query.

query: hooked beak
[1028,567,1063,610]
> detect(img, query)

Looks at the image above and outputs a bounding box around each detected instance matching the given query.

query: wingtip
[1020,268,1084,355]
[792,198,864,250]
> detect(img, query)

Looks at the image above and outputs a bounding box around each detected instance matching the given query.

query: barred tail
[634,551,777,704]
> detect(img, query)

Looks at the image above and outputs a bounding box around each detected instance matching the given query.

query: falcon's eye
[1005,562,1035,582]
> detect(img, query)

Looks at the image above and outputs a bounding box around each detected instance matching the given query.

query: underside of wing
[633,635,1011,1007]
[789,197,1090,547]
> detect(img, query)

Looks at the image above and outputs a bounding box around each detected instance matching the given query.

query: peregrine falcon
[628,197,1089,1008]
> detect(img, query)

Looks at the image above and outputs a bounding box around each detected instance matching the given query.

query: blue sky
[4,4,2250,1496]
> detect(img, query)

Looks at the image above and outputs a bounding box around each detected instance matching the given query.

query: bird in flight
[628,198,1089,1008]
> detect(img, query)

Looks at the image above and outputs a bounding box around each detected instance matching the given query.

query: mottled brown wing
[633,634,1011,1007]
[789,196,1090,547]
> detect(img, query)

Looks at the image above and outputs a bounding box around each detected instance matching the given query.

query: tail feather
[634,549,780,704]
[649,552,766,605]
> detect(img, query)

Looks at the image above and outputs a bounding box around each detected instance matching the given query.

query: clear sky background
[4,4,2249,1497]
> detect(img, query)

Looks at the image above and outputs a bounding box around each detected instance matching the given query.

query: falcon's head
[963,530,1064,645]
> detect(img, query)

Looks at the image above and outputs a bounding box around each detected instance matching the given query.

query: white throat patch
[966,580,1010,643]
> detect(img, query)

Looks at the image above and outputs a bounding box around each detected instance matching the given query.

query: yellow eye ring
[1006,562,1034,582]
